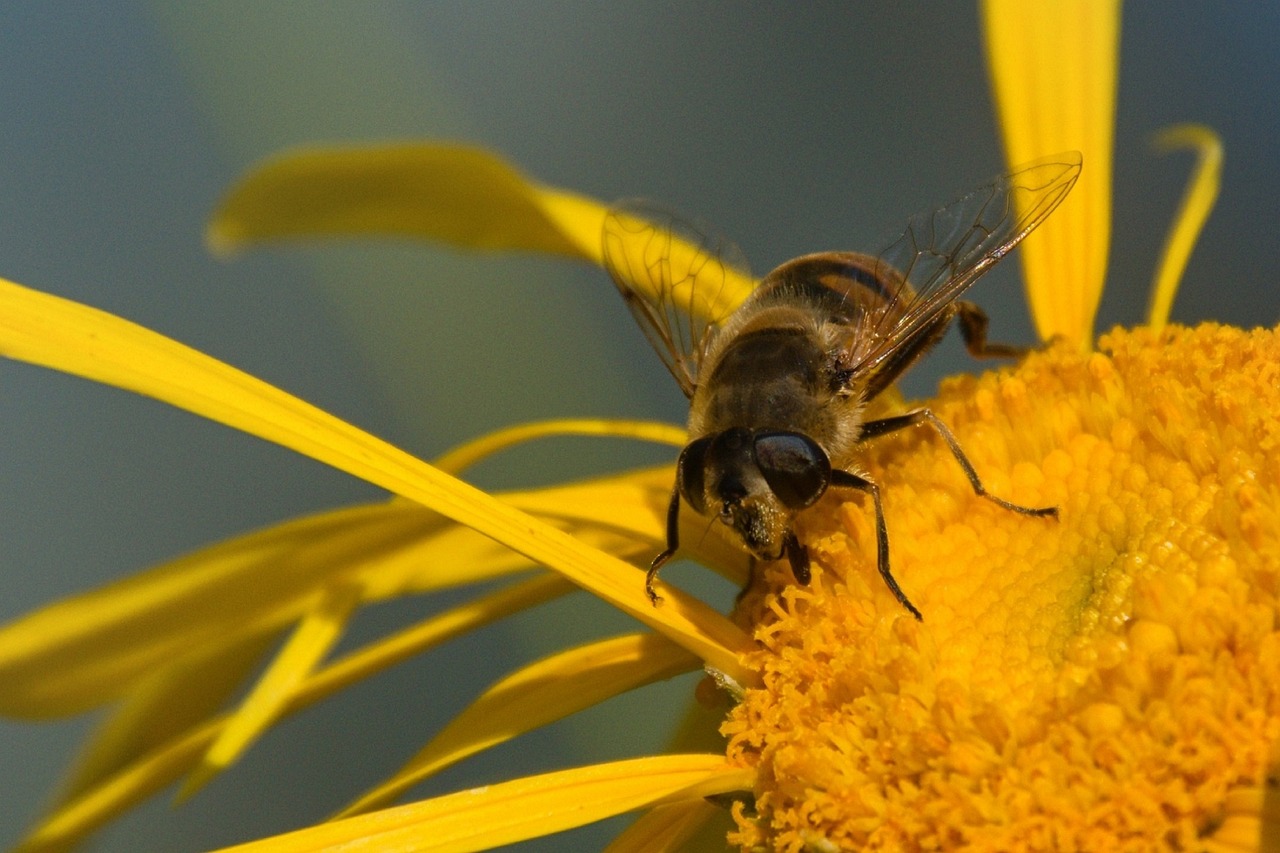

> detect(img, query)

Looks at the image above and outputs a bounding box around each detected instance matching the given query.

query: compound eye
[753,432,831,509]
[675,437,712,515]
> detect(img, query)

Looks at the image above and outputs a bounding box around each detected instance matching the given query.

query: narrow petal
[208,144,604,261]
[17,576,572,853]
[0,465,703,721]
[368,466,718,596]
[603,800,723,853]
[213,755,752,853]
[432,418,686,475]
[982,0,1120,345]
[179,581,364,801]
[0,503,427,718]
[340,632,701,816]
[17,723,218,853]
[55,632,276,807]
[1146,124,1223,330]
[0,277,754,682]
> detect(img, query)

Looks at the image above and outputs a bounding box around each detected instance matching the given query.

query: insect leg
[829,469,923,620]
[646,486,682,605]
[860,409,1059,518]
[955,300,1028,360]
[781,530,811,584]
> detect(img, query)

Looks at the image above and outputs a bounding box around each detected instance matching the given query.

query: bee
[602,154,1082,619]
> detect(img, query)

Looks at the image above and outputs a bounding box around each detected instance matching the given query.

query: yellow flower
[724,323,1280,851]
[0,5,1268,853]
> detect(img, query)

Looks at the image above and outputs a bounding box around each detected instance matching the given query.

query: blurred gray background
[0,3,1275,850]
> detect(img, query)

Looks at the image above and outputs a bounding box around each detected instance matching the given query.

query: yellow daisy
[0,3,1271,853]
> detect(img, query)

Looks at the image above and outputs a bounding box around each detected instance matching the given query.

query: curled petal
[1146,124,1223,330]
[209,144,605,262]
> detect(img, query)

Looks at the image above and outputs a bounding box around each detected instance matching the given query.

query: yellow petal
[356,466,695,599]
[0,464,708,721]
[603,800,722,853]
[377,466,723,596]
[0,277,754,683]
[1147,124,1223,330]
[502,467,669,551]
[17,576,572,853]
[340,632,700,816]
[431,418,686,476]
[982,0,1120,346]
[17,723,217,853]
[0,502,425,718]
[210,143,757,323]
[55,632,275,807]
[304,575,570,701]
[179,581,363,801]
[213,755,751,853]
[208,144,604,261]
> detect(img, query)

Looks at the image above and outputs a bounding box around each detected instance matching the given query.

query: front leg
[645,485,682,605]
[781,530,810,585]
[829,469,922,620]
[860,408,1058,518]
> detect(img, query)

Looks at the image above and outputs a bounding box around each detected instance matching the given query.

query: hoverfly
[603,154,1081,620]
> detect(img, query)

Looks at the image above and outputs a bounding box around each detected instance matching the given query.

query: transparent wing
[846,152,1082,374]
[602,200,755,398]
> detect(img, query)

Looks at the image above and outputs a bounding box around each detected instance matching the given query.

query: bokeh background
[0,3,1276,850]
